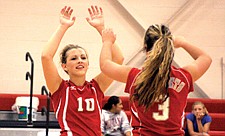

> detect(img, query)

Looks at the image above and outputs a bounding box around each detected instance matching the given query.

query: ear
[61,63,67,71]
[112,104,116,108]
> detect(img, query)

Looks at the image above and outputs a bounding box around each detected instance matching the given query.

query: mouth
[76,65,84,69]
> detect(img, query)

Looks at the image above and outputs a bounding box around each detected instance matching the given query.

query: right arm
[41,6,76,94]
[121,111,131,136]
[101,110,106,136]
[173,36,212,82]
[196,113,211,134]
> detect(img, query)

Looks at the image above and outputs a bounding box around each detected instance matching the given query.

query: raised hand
[60,6,76,28]
[86,5,104,30]
[102,28,116,44]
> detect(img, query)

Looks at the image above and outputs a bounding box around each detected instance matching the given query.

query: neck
[109,109,115,113]
[69,76,86,86]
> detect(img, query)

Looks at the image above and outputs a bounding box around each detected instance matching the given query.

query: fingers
[88,5,103,17]
[93,5,98,14]
[102,28,114,34]
[61,6,73,16]
[101,27,116,44]
[71,16,76,21]
[99,7,103,15]
[102,28,116,39]
[86,17,90,22]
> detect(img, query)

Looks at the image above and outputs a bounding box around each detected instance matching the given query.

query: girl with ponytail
[100,24,212,136]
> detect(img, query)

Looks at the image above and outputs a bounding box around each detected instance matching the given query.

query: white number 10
[152,97,170,121]
[77,97,95,112]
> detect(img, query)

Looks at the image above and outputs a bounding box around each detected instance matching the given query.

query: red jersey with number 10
[125,66,193,136]
[51,79,104,136]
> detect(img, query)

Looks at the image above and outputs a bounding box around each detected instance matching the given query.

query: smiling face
[62,48,89,77]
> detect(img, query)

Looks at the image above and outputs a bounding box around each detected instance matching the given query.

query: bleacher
[186,98,225,135]
[0,94,224,135]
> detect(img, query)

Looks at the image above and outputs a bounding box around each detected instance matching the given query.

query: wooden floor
[0,128,60,136]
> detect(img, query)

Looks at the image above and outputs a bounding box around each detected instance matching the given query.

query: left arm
[86,5,124,92]
[100,29,132,83]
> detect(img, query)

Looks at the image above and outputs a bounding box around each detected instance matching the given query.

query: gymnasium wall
[0,0,224,99]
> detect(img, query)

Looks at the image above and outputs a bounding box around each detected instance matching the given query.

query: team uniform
[125,66,194,136]
[51,79,104,136]
[184,113,212,136]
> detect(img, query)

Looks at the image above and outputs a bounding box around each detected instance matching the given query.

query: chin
[78,71,87,76]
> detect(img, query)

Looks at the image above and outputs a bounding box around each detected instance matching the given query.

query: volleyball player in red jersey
[100,25,212,136]
[41,6,123,136]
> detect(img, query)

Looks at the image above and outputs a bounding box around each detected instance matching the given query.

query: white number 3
[152,97,170,120]
[77,97,95,112]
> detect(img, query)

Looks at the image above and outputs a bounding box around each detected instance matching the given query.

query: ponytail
[131,24,174,110]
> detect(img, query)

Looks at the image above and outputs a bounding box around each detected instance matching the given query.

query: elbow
[118,56,125,65]
[208,55,212,65]
[41,52,53,62]
[121,56,125,64]
[205,54,212,68]
[113,55,124,65]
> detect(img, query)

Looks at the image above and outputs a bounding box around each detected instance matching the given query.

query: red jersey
[51,79,104,136]
[125,66,193,136]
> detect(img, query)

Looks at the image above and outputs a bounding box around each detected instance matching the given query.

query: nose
[77,58,83,63]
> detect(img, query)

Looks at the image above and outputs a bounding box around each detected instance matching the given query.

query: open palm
[60,6,76,27]
[86,6,104,28]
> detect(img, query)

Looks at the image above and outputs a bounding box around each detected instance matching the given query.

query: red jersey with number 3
[125,66,193,136]
[51,79,104,136]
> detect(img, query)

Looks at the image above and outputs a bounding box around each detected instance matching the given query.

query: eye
[81,56,87,60]
[71,57,77,60]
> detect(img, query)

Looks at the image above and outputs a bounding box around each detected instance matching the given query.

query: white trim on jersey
[55,98,61,119]
[91,87,102,127]
[63,87,71,133]
[129,70,143,133]
[128,70,141,94]
[67,131,73,136]
[181,111,185,131]
[171,67,192,132]
[131,106,139,119]
[171,67,191,90]
[131,102,142,134]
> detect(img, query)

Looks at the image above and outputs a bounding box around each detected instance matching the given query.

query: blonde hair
[192,101,209,114]
[132,24,174,110]
[60,44,88,64]
[60,44,89,74]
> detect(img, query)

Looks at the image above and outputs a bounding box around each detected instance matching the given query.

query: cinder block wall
[0,0,224,99]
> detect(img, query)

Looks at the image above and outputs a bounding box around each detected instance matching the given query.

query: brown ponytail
[132,24,174,110]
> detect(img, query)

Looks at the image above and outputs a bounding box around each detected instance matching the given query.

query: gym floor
[0,128,60,136]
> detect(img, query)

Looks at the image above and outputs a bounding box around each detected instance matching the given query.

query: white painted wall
[0,0,224,99]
